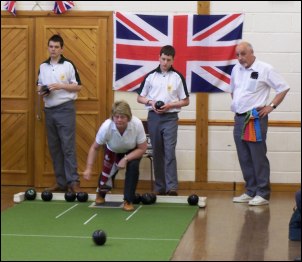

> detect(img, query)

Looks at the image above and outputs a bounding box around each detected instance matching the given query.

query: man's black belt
[236,112,247,116]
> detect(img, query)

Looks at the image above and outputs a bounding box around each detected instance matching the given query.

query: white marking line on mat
[1,233,178,241]
[125,205,142,221]
[55,204,78,219]
[83,213,97,225]
[109,236,178,241]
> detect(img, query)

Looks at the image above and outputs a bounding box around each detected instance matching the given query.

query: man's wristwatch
[270,103,277,109]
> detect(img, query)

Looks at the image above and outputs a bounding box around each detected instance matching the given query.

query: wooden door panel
[1,18,35,185]
[76,112,100,187]
[1,111,28,184]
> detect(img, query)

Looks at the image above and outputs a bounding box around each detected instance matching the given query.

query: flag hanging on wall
[53,1,74,14]
[4,1,16,16]
[113,12,243,93]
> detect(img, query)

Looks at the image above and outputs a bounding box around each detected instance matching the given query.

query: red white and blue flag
[4,1,16,16]
[53,1,74,14]
[114,12,243,93]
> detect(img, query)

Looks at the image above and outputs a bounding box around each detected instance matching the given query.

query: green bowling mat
[1,199,198,261]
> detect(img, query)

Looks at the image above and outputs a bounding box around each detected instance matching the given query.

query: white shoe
[248,195,269,206]
[233,193,253,203]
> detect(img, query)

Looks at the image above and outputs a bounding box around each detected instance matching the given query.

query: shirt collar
[111,120,132,132]
[45,55,66,65]
[155,65,175,73]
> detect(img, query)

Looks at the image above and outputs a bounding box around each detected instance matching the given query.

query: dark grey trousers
[147,111,178,193]
[233,114,271,200]
[44,101,79,188]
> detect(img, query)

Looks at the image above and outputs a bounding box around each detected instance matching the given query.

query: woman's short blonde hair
[111,100,132,121]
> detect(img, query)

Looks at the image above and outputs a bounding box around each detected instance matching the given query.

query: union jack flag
[114,12,243,93]
[4,1,16,16]
[53,1,74,14]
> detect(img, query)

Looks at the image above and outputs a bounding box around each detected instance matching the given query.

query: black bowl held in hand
[40,85,50,95]
[155,100,165,110]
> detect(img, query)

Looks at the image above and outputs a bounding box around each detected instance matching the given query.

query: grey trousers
[233,114,270,200]
[147,111,178,193]
[44,100,79,188]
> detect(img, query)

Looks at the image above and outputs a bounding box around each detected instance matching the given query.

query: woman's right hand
[83,169,92,181]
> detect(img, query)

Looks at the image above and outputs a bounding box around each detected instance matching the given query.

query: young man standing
[137,45,190,196]
[37,34,82,193]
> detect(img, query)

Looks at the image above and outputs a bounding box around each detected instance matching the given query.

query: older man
[231,41,290,206]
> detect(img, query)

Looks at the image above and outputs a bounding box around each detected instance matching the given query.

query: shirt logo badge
[60,74,66,81]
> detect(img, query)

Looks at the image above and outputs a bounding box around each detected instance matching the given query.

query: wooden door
[1,13,113,188]
[1,18,35,185]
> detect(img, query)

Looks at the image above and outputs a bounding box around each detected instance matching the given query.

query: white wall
[2,1,300,184]
[209,1,301,184]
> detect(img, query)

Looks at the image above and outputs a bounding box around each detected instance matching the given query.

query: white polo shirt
[37,55,81,108]
[95,116,146,153]
[230,59,290,114]
[139,66,189,113]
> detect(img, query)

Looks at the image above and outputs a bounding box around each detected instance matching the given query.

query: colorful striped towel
[241,108,262,142]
